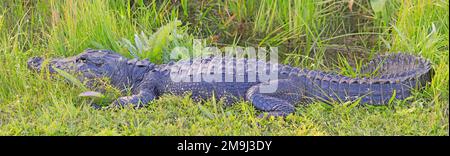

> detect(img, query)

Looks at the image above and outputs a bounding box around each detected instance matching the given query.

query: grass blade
[53,67,88,91]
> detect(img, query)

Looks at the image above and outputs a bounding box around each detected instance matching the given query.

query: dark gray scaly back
[153,52,432,107]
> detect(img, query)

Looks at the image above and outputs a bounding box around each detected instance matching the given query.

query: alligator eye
[76,57,87,63]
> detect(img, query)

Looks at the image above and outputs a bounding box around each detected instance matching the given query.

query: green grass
[0,0,448,135]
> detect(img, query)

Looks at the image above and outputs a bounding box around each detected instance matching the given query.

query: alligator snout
[27,57,44,72]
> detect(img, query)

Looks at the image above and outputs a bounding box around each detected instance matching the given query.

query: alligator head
[27,49,130,87]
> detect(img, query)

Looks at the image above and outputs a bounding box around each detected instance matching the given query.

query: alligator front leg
[109,88,157,109]
[246,79,304,118]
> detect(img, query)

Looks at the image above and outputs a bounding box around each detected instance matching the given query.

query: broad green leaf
[118,19,183,63]
[134,34,143,54]
[140,31,150,49]
[120,38,138,58]
[148,20,182,64]
[370,0,387,13]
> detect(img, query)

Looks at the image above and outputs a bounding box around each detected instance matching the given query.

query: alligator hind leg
[246,79,304,118]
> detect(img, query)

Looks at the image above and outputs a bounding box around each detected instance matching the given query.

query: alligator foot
[90,103,103,110]
[108,89,157,109]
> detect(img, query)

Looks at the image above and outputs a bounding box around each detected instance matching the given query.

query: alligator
[27,49,433,117]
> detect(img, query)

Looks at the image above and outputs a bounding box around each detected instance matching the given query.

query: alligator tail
[300,52,433,105]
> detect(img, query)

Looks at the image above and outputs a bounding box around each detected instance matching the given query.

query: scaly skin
[27,49,433,117]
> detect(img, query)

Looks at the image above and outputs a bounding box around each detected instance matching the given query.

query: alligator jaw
[27,56,44,72]
[28,55,82,74]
